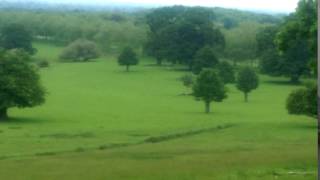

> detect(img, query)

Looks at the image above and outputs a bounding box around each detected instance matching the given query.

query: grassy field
[0,42,317,180]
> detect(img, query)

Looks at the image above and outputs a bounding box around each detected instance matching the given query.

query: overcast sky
[9,0,300,13]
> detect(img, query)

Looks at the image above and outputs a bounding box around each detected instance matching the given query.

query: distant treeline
[0,6,282,55]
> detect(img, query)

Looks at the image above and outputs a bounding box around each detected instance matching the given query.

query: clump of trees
[0,24,36,54]
[60,39,100,62]
[193,69,227,113]
[286,83,317,118]
[236,67,259,102]
[118,47,139,71]
[256,0,317,83]
[0,50,45,120]
[144,6,225,69]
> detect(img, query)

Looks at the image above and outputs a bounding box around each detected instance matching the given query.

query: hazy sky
[12,0,300,13]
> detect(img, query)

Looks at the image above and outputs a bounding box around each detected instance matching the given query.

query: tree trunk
[244,93,248,102]
[205,101,210,114]
[0,108,8,121]
[126,65,129,72]
[156,58,162,66]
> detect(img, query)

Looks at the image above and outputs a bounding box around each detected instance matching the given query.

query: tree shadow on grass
[281,120,317,130]
[264,80,302,86]
[0,117,48,124]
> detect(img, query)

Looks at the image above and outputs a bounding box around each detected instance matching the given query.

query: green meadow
[0,42,316,179]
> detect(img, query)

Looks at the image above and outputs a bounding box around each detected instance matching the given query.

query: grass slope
[0,42,316,180]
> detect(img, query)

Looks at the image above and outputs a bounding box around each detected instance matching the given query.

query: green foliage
[256,26,283,76]
[223,18,238,29]
[193,69,227,113]
[286,83,317,118]
[236,67,259,102]
[223,22,261,64]
[0,11,147,53]
[280,38,310,82]
[118,47,139,71]
[274,0,317,82]
[256,26,278,56]
[145,6,225,67]
[192,47,219,74]
[217,61,235,84]
[0,24,35,54]
[0,50,45,119]
[60,39,100,62]
[259,49,282,76]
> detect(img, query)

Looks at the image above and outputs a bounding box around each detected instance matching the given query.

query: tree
[0,50,45,120]
[217,61,235,84]
[60,39,100,62]
[236,67,259,102]
[145,6,225,68]
[280,38,310,82]
[193,69,227,113]
[275,0,317,82]
[118,47,139,71]
[286,83,317,118]
[192,46,219,74]
[0,24,35,54]
[144,32,166,66]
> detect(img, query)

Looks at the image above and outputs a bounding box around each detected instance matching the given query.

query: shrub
[60,39,100,62]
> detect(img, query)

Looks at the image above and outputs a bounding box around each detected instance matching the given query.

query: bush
[286,84,317,118]
[60,39,100,62]
[37,59,49,68]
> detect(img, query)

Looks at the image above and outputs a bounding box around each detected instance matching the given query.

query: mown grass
[0,42,316,180]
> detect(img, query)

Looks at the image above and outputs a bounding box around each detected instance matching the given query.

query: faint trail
[0,124,235,160]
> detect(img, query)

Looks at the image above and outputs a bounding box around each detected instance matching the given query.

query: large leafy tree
[193,69,227,113]
[0,24,35,54]
[275,0,317,82]
[0,50,45,120]
[145,6,225,68]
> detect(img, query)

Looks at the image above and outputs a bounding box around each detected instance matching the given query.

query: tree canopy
[192,46,219,74]
[273,0,317,82]
[60,39,100,62]
[236,67,259,102]
[145,6,225,68]
[0,50,45,120]
[0,24,35,54]
[193,69,227,113]
[118,47,139,71]
[286,83,317,118]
